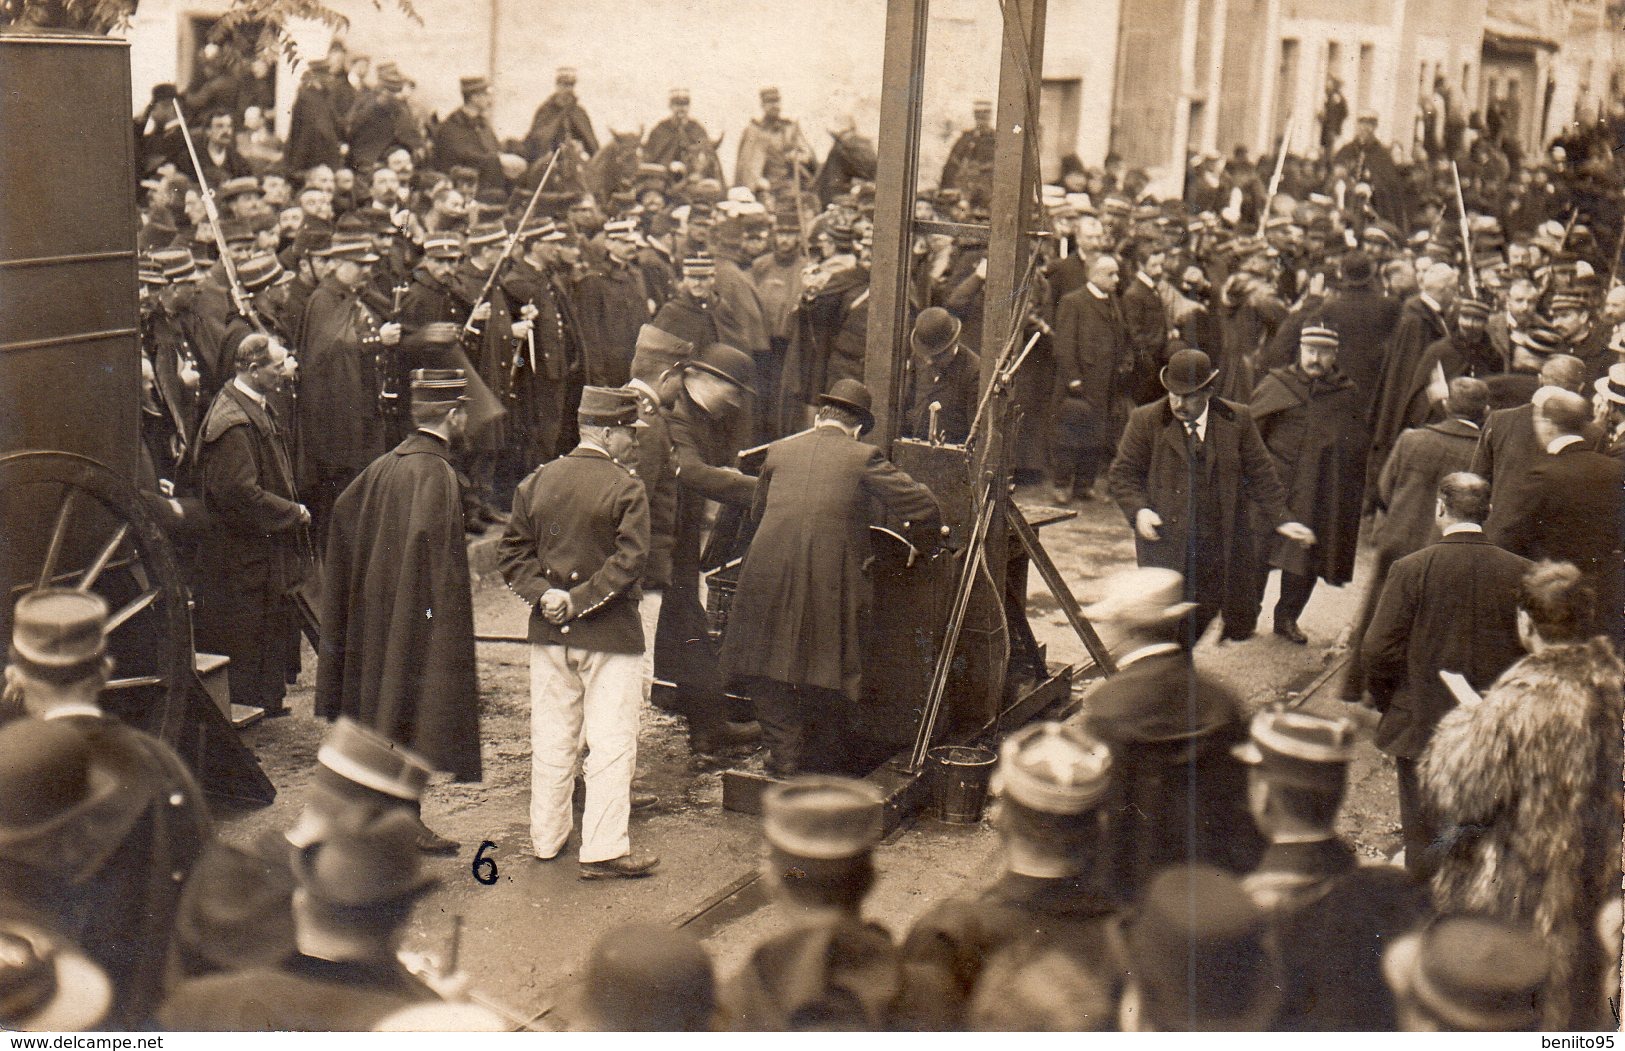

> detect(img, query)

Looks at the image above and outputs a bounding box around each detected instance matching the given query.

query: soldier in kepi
[734,86,814,198]
[940,99,996,210]
[499,387,659,880]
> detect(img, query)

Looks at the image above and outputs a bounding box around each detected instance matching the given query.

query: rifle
[173,99,262,333]
[1451,161,1478,298]
[465,146,562,337]
[1257,113,1295,238]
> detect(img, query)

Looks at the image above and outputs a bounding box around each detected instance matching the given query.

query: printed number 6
[473,840,499,885]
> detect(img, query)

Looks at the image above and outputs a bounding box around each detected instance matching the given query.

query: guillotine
[721,0,1116,824]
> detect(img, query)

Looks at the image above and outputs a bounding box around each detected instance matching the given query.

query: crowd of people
[0,38,1621,1031]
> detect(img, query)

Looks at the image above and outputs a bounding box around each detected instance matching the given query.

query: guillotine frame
[722,0,1119,824]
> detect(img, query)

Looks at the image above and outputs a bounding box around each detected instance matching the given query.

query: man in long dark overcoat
[656,345,759,765]
[1052,253,1131,502]
[296,237,397,538]
[1106,348,1310,645]
[196,334,310,719]
[317,369,480,853]
[1248,325,1369,644]
[720,380,941,777]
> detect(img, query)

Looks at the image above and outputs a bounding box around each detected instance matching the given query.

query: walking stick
[1257,113,1295,239]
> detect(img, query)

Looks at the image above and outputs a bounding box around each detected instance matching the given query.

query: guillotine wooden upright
[722,0,1116,826]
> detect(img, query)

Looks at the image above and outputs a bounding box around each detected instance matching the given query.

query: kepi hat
[992,721,1112,815]
[577,386,647,429]
[762,776,883,861]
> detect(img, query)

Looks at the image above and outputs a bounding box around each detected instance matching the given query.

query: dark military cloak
[316,431,481,781]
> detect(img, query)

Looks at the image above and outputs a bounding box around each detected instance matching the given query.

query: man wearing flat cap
[1070,567,1262,899]
[318,368,481,852]
[0,591,211,1028]
[1107,347,1311,645]
[1248,324,1368,644]
[500,388,658,879]
[722,379,942,778]
[1237,710,1429,1030]
[523,67,599,165]
[724,777,953,1030]
[735,87,815,196]
[902,722,1120,1024]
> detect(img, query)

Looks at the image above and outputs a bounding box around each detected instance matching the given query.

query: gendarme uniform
[497,388,652,873]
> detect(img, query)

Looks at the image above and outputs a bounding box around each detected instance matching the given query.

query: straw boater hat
[0,914,112,1031]
[1082,567,1196,627]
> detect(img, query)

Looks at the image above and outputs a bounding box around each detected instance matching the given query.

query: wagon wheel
[0,451,193,743]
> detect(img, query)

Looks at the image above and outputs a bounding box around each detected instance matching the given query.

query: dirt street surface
[215,496,1401,1028]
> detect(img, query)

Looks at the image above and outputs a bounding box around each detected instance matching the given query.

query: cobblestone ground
[215,496,1399,1026]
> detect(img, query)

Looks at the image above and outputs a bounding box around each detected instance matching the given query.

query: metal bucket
[928,745,997,824]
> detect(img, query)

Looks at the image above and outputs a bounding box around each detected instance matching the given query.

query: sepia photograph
[0,0,1622,1034]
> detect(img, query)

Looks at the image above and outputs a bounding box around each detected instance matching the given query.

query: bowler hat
[992,721,1112,815]
[1337,250,1374,287]
[291,809,437,907]
[817,378,875,433]
[684,343,757,396]
[1456,297,1492,322]
[9,589,108,686]
[0,917,112,1032]
[911,306,962,357]
[1232,709,1356,792]
[1159,348,1218,395]
[0,720,120,850]
[763,776,883,860]
[1125,865,1280,1031]
[1382,916,1546,1030]
[577,386,647,429]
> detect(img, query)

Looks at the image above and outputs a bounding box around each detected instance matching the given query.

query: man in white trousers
[499,386,659,879]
